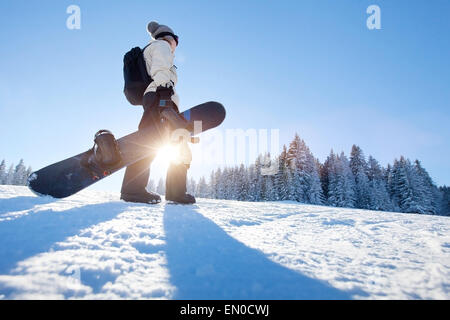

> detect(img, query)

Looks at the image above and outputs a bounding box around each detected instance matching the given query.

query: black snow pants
[121,93,189,196]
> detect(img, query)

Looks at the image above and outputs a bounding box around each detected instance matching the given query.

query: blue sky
[0,0,449,191]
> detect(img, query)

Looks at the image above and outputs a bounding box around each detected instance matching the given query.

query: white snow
[0,185,448,300]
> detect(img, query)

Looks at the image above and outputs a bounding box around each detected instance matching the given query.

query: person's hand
[142,84,174,109]
[143,91,158,109]
[156,85,174,101]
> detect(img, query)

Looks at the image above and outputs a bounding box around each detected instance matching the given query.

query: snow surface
[0,185,448,300]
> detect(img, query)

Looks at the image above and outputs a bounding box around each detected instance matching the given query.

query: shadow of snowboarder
[163,204,353,299]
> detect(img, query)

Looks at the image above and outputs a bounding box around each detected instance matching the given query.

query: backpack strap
[142,43,151,53]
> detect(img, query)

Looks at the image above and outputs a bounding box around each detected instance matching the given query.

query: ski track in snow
[0,186,448,299]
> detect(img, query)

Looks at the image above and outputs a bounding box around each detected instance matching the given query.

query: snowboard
[28,101,225,198]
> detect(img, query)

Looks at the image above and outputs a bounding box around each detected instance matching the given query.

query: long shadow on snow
[0,201,128,275]
[163,205,352,300]
[0,196,56,215]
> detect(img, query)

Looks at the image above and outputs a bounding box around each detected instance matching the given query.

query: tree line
[0,159,32,186]
[3,141,447,216]
[179,134,450,216]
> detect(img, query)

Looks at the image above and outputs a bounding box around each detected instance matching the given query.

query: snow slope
[0,185,448,299]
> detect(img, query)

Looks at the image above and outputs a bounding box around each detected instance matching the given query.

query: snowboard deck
[28,101,225,198]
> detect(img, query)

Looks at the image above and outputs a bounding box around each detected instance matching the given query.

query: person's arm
[144,40,174,93]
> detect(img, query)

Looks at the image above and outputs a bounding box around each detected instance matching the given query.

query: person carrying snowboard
[120,21,195,205]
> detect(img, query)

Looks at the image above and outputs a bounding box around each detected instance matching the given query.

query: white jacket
[143,39,180,107]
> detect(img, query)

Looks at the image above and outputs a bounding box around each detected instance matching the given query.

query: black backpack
[123,44,152,106]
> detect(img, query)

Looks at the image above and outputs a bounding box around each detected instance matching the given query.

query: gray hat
[147,21,179,45]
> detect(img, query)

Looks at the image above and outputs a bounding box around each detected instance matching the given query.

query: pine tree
[187,177,197,196]
[367,156,393,211]
[0,160,6,184]
[391,158,412,212]
[274,146,289,200]
[228,166,236,200]
[5,164,14,185]
[263,174,278,201]
[350,145,371,209]
[285,166,297,201]
[196,176,209,198]
[25,166,32,185]
[289,165,303,202]
[12,159,27,185]
[221,167,230,199]
[216,167,226,199]
[259,152,278,201]
[209,168,219,199]
[209,170,216,198]
[413,160,441,214]
[385,163,393,196]
[246,164,259,202]
[328,152,356,208]
[406,158,429,214]
[390,157,430,214]
[390,158,406,210]
[287,134,304,202]
[215,168,226,199]
[439,186,450,216]
[307,157,324,205]
[227,167,236,200]
[320,150,334,201]
[230,166,240,200]
[252,156,265,201]
[287,134,323,204]
[323,151,337,205]
[236,164,249,201]
[340,153,357,207]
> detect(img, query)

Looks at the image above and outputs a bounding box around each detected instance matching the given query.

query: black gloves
[140,85,176,130]
[156,85,174,101]
[143,85,173,108]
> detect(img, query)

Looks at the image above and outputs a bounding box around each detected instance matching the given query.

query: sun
[157,144,180,162]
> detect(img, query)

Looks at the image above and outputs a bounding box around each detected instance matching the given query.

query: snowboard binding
[81,130,122,180]
[93,130,122,167]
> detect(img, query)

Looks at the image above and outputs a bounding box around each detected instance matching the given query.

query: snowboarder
[120,21,196,205]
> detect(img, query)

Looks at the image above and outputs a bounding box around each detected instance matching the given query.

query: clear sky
[0,0,449,192]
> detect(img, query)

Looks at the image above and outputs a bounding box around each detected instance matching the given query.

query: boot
[166,192,196,204]
[165,163,196,204]
[121,156,161,204]
[121,190,161,204]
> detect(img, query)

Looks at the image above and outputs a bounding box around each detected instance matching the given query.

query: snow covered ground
[0,185,448,300]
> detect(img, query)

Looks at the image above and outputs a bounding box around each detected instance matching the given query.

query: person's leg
[165,163,187,198]
[165,141,195,204]
[120,94,162,203]
[121,154,155,195]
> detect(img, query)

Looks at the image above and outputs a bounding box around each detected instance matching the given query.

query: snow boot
[165,163,196,204]
[166,192,196,204]
[120,190,161,204]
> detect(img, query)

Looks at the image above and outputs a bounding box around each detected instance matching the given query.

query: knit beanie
[147,21,179,45]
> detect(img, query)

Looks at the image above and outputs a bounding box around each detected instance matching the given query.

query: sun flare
[157,144,179,162]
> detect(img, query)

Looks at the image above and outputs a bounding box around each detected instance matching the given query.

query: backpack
[123,44,152,106]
